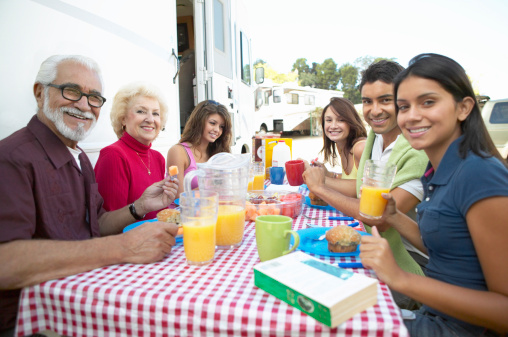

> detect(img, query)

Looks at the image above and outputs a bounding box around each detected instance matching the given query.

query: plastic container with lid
[271,140,291,170]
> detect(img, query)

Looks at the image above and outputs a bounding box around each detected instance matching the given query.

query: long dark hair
[320,97,367,167]
[393,53,505,166]
[180,100,232,156]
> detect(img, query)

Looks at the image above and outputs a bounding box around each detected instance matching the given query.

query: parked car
[481,98,508,160]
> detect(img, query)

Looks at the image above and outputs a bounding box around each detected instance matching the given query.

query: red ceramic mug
[285,160,305,186]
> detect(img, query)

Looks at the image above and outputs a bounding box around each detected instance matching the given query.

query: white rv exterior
[0,0,260,166]
[254,81,343,134]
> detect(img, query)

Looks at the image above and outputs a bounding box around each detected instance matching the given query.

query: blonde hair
[110,81,169,139]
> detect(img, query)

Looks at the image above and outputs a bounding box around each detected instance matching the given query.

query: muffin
[157,209,180,224]
[157,209,183,235]
[308,191,328,206]
[325,225,361,253]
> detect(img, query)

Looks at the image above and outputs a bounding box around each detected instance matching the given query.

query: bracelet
[333,173,340,179]
[129,202,144,220]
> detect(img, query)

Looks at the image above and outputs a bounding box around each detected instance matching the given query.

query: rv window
[304,95,315,105]
[240,31,251,85]
[213,0,225,52]
[255,90,263,109]
[286,93,299,104]
[273,89,282,103]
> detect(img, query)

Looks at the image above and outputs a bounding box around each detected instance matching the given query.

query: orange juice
[248,180,253,191]
[253,174,265,190]
[359,186,390,219]
[183,220,216,264]
[216,204,245,248]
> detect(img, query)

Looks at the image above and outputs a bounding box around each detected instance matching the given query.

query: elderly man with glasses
[0,55,180,336]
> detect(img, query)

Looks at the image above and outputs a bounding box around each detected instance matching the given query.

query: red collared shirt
[0,115,105,330]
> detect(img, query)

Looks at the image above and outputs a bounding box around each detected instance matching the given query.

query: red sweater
[94,132,166,220]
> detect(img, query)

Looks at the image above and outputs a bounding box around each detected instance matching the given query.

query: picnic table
[15,185,408,337]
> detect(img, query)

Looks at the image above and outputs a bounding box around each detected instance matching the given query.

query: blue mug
[270,166,285,185]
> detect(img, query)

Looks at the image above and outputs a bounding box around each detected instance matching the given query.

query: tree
[254,61,298,84]
[292,58,310,74]
[298,72,317,87]
[354,56,397,76]
[254,59,266,67]
[338,63,361,104]
[315,58,339,90]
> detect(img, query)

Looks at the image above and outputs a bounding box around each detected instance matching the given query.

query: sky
[244,0,508,100]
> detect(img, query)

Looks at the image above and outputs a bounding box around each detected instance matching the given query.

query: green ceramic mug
[255,215,300,262]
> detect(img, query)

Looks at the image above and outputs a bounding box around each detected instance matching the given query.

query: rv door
[194,0,213,101]
[194,0,238,143]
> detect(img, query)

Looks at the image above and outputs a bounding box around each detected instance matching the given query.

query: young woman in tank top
[303,97,367,180]
[166,100,232,198]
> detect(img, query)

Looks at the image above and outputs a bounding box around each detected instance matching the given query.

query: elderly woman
[94,81,169,220]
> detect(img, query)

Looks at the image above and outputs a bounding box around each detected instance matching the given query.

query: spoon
[306,221,359,229]
[304,214,354,221]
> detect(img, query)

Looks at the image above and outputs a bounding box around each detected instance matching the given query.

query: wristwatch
[129,202,144,220]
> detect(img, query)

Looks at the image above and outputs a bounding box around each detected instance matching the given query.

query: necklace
[136,152,151,175]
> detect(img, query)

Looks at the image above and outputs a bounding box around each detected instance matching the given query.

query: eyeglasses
[46,83,106,108]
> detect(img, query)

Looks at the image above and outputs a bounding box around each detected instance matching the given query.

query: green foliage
[255,61,297,84]
[292,58,311,74]
[298,72,317,87]
[273,72,298,84]
[260,55,400,102]
[354,56,397,76]
[315,58,339,90]
[338,63,361,104]
[254,59,266,67]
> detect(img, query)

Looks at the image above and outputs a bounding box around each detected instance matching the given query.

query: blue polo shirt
[417,136,508,320]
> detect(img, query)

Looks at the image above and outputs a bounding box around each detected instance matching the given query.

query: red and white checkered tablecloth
[16,188,409,337]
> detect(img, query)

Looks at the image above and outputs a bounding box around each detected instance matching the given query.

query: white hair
[35,54,104,90]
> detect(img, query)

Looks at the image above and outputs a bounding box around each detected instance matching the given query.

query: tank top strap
[343,139,366,180]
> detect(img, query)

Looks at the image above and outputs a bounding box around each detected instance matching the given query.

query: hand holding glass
[285,160,305,186]
[359,160,397,220]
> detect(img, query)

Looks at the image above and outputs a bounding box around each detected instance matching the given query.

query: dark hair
[320,97,367,167]
[180,100,232,156]
[359,60,405,92]
[393,53,505,165]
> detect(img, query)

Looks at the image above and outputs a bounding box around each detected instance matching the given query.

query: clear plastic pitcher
[184,153,250,249]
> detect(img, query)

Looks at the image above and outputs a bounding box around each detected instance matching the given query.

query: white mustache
[60,107,96,121]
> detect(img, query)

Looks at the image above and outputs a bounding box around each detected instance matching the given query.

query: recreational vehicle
[255,81,343,135]
[0,0,263,165]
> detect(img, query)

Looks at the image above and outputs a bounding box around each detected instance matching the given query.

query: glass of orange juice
[248,165,254,191]
[216,201,246,249]
[359,160,397,220]
[180,190,219,265]
[252,161,265,190]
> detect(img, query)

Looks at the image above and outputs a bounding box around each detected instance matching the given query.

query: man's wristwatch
[129,202,144,220]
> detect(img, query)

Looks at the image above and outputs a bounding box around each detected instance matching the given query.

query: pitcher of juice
[184,153,250,249]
